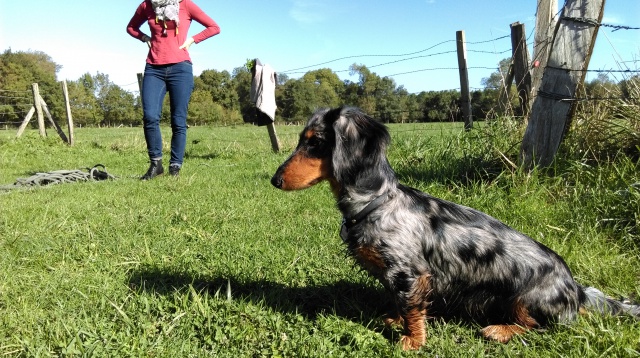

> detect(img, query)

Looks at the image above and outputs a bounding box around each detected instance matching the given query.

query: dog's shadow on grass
[127,267,393,325]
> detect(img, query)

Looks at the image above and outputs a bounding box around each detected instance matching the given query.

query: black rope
[0,164,116,191]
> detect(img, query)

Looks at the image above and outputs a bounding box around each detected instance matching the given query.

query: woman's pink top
[127,0,220,65]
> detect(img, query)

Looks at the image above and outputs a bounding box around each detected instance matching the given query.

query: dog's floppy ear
[331,107,391,186]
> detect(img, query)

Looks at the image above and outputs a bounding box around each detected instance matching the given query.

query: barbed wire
[282,35,512,75]
[387,66,499,77]
[0,89,30,94]
[563,16,640,31]
[546,65,640,74]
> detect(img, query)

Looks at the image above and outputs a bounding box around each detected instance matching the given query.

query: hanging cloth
[250,59,277,126]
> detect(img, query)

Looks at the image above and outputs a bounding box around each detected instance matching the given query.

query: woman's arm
[126,2,151,43]
[187,1,221,44]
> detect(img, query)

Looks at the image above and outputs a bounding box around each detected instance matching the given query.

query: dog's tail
[581,286,640,317]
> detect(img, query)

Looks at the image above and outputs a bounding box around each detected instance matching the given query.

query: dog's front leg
[400,307,427,350]
[397,273,432,350]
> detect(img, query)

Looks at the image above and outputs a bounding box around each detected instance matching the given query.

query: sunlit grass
[0,122,638,357]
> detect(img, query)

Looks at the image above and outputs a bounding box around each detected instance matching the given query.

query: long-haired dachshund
[270,106,640,350]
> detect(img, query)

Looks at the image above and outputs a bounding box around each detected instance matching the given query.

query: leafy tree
[66,74,101,126]
[188,89,225,124]
[101,86,137,126]
[0,49,63,125]
[404,93,425,123]
[422,90,460,122]
[481,57,518,116]
[231,66,255,123]
[195,69,238,111]
[374,77,400,122]
[349,64,379,113]
[481,57,511,90]
[281,79,318,122]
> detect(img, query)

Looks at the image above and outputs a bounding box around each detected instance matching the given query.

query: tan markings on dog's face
[278,151,331,190]
[304,129,315,140]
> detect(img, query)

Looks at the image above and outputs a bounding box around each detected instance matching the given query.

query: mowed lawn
[0,122,639,357]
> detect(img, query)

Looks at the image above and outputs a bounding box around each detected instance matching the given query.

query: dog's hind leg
[398,273,432,350]
[481,300,539,343]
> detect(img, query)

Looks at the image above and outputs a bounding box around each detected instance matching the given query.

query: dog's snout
[271,173,283,189]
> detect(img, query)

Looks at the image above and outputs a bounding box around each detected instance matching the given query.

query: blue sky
[0,1,638,94]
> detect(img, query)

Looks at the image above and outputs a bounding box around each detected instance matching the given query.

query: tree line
[0,49,636,127]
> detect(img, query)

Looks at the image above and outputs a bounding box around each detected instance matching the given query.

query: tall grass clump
[566,75,640,161]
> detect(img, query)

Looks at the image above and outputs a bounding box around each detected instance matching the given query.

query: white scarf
[151,0,180,28]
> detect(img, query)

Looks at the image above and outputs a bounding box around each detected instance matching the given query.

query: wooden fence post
[31,83,46,137]
[62,80,75,145]
[456,30,472,130]
[137,73,144,96]
[520,0,605,168]
[267,123,280,153]
[530,0,558,115]
[17,82,72,143]
[498,63,515,115]
[510,22,532,118]
[16,107,35,138]
[40,98,69,143]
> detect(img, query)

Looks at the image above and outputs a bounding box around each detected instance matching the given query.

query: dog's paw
[481,325,526,343]
[383,313,404,328]
[400,334,425,350]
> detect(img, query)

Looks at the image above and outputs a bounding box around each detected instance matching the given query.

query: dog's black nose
[271,174,283,189]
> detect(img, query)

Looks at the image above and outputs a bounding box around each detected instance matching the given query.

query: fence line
[1,11,638,131]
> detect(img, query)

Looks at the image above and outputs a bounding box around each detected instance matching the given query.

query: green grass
[0,122,639,357]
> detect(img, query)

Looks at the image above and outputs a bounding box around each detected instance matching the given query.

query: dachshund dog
[270,107,639,350]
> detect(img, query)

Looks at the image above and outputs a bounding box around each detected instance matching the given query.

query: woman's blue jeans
[142,61,194,167]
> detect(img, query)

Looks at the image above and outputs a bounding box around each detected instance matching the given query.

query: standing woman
[127,0,220,179]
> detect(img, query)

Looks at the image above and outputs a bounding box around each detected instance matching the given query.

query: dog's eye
[308,136,323,147]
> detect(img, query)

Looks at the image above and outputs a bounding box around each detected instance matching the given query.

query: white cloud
[601,15,623,25]
[289,0,327,24]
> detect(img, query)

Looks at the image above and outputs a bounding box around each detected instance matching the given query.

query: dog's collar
[340,192,389,242]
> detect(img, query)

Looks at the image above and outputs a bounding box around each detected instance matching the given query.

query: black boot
[169,164,181,177]
[140,159,164,180]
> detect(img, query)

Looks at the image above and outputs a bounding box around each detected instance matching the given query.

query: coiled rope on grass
[0,164,116,191]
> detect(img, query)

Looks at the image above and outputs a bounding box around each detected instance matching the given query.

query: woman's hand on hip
[141,35,152,48]
[179,37,195,51]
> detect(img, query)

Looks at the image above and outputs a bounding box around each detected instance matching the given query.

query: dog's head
[271,106,391,195]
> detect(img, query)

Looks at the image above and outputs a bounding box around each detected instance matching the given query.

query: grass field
[0,122,639,357]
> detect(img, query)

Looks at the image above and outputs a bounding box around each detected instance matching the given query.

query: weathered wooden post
[456,30,472,130]
[530,0,558,115]
[520,0,605,169]
[40,98,69,143]
[137,73,144,96]
[62,80,75,145]
[510,22,532,118]
[17,82,73,143]
[498,63,515,116]
[31,83,46,137]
